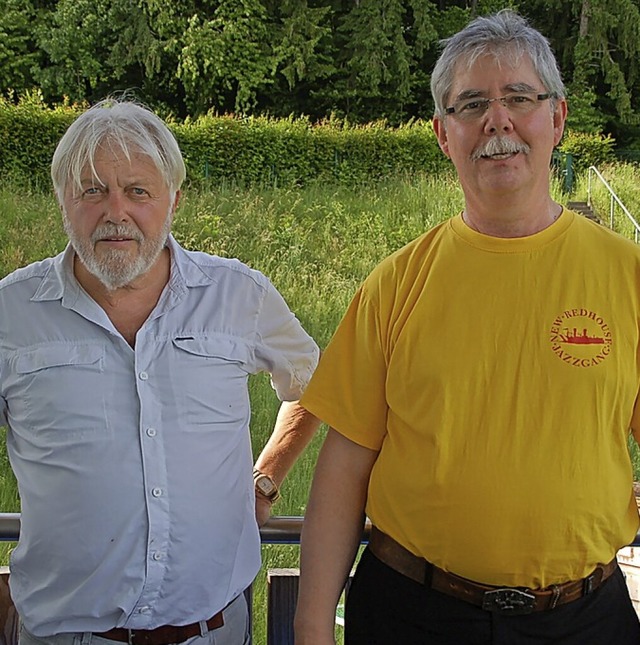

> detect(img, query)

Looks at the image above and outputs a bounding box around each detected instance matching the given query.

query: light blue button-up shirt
[0,236,319,636]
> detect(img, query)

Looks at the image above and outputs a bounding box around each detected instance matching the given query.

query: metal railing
[587,165,640,243]
[0,513,19,541]
[0,512,638,545]
[0,514,372,544]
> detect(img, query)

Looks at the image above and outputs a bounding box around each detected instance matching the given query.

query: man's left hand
[255,495,273,527]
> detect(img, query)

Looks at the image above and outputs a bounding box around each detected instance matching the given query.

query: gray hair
[51,98,186,202]
[431,9,565,118]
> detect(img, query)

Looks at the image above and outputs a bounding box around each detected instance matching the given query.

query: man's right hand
[294,429,378,645]
[293,624,337,645]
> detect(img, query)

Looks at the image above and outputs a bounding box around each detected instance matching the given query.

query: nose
[103,190,129,223]
[483,100,515,135]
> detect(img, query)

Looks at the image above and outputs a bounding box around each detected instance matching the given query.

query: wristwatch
[253,468,280,502]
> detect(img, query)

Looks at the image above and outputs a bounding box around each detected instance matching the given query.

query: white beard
[63,211,173,291]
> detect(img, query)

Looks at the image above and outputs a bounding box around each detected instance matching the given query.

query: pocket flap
[15,345,104,374]
[171,337,250,364]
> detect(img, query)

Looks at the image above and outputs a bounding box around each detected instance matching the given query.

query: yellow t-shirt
[301,209,640,588]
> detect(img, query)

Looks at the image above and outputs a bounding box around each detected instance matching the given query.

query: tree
[524,0,640,138]
[308,0,441,123]
[574,0,640,128]
[0,0,46,96]
[35,0,165,105]
[177,0,275,114]
[1,0,639,144]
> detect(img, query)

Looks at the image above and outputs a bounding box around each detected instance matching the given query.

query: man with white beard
[0,99,320,645]
[295,10,640,645]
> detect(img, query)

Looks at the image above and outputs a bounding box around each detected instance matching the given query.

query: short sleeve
[300,284,388,451]
[254,280,319,401]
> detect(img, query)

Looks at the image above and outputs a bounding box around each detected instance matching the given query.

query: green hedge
[0,96,623,191]
[0,96,80,190]
[0,98,449,189]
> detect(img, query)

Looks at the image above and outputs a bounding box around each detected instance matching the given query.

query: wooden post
[266,568,299,645]
[0,567,19,645]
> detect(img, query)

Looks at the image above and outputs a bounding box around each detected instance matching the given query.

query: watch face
[256,476,276,496]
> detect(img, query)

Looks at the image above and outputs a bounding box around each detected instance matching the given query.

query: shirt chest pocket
[171,337,252,430]
[10,344,108,438]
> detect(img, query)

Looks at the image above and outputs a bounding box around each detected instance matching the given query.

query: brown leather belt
[96,611,224,645]
[369,526,618,615]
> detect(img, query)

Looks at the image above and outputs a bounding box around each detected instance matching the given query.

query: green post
[564,153,574,193]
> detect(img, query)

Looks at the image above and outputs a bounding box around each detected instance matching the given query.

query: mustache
[471,137,531,161]
[91,224,144,243]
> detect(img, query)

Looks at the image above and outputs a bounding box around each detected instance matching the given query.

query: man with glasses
[294,10,640,644]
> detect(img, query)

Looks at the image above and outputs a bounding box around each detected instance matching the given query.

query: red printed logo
[549,309,612,367]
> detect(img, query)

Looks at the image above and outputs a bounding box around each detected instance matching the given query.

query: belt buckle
[482,588,536,615]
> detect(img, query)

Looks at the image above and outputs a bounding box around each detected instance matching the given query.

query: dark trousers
[345,547,640,645]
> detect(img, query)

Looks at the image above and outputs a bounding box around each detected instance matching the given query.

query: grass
[2,165,640,641]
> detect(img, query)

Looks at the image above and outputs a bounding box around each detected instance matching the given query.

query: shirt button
[152,552,163,561]
[137,606,151,614]
[139,371,149,380]
[146,428,157,437]
[152,487,163,497]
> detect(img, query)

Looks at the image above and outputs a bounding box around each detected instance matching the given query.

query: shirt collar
[31,244,78,304]
[165,234,220,289]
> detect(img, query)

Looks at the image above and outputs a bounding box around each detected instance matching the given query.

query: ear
[433,117,451,158]
[55,188,66,215]
[552,99,568,147]
[172,190,182,214]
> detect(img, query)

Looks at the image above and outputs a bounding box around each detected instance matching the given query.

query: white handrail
[587,166,640,243]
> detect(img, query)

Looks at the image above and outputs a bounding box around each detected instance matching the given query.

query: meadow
[1,164,639,642]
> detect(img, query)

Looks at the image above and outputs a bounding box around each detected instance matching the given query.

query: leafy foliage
[0,96,449,190]
[558,129,617,171]
[178,0,274,114]
[35,0,161,102]
[0,93,80,188]
[0,0,43,94]
[0,0,639,143]
[524,0,640,140]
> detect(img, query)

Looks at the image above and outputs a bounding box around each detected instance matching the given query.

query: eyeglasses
[445,92,551,121]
